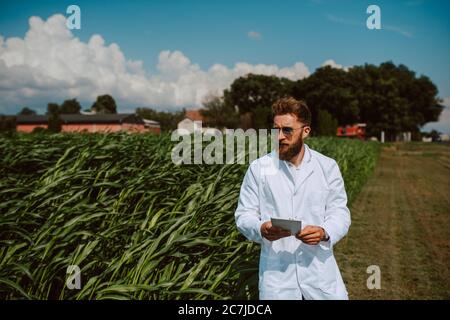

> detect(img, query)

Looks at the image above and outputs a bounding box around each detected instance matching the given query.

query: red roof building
[185,109,205,122]
[15,114,160,134]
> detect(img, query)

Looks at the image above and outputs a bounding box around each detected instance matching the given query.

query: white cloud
[422,106,450,134]
[0,15,310,113]
[247,31,262,40]
[322,59,351,71]
[322,59,342,69]
[442,97,450,107]
[422,98,450,134]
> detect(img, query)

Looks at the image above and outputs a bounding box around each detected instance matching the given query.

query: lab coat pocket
[300,245,336,292]
[307,189,330,208]
[316,247,337,292]
[306,190,329,222]
[306,198,327,227]
[260,249,293,289]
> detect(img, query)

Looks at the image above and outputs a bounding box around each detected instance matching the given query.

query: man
[234,97,351,300]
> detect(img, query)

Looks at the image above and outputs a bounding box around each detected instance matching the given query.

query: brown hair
[272,97,311,126]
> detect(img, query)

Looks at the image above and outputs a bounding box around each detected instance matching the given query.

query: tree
[316,109,338,136]
[291,66,360,132]
[225,74,294,129]
[46,103,60,115]
[48,113,62,133]
[0,115,16,136]
[91,95,117,114]
[135,107,185,132]
[59,98,81,114]
[200,95,239,129]
[291,62,444,141]
[46,103,62,133]
[429,129,441,142]
[347,62,444,140]
[18,107,37,116]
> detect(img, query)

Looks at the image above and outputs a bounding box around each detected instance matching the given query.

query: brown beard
[279,135,303,161]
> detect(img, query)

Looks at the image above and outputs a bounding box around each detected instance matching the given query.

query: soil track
[335,142,450,299]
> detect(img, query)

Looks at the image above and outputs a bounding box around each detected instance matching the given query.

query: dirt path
[334,142,450,299]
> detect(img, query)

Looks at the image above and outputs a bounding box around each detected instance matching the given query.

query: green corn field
[0,132,380,299]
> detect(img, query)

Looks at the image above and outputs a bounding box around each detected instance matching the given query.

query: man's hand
[261,221,291,241]
[296,225,326,245]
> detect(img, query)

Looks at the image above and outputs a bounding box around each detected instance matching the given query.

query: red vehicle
[336,123,366,140]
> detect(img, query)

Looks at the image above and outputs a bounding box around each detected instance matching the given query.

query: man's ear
[302,127,311,139]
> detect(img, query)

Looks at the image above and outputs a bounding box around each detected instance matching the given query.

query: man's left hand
[296,225,326,245]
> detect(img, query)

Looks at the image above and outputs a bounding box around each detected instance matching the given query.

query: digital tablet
[270,217,302,235]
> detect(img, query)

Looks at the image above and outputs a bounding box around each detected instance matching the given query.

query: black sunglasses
[272,125,308,136]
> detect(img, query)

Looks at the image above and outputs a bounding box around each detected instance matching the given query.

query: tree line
[201,61,443,140]
[0,95,119,133]
[1,61,444,139]
[138,61,443,140]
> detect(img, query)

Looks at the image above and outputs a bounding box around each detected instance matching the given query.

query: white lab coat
[235,143,351,300]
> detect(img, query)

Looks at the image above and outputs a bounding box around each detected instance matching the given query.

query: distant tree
[18,107,37,116]
[291,66,360,131]
[91,95,117,114]
[136,107,185,132]
[429,129,441,142]
[316,109,338,136]
[347,62,443,139]
[48,113,62,133]
[410,127,423,141]
[225,74,294,129]
[59,98,81,114]
[46,103,62,133]
[46,103,60,115]
[239,112,253,130]
[290,62,444,141]
[200,95,239,129]
[252,106,273,130]
[0,115,16,136]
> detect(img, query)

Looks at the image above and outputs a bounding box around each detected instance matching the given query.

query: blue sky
[0,0,449,132]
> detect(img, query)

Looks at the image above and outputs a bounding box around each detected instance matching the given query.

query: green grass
[336,142,450,299]
[0,132,380,299]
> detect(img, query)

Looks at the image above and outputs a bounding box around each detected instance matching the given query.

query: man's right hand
[261,221,291,241]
